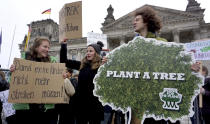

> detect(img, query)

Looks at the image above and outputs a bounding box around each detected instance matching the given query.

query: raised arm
[60,42,81,70]
[60,43,68,63]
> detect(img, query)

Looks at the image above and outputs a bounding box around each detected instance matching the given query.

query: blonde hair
[80,53,101,70]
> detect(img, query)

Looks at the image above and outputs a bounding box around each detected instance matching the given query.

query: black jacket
[70,77,78,89]
[0,77,9,92]
[60,43,104,120]
[202,78,210,115]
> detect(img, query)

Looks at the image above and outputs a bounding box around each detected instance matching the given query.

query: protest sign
[185,39,210,60]
[59,1,82,42]
[8,58,68,103]
[0,90,15,117]
[94,36,203,123]
[87,32,107,49]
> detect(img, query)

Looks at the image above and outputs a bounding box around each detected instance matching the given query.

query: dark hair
[0,71,9,90]
[134,6,162,33]
[27,37,50,62]
[0,71,5,81]
[202,65,208,77]
[67,68,73,74]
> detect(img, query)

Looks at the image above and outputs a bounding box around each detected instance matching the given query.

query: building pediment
[150,5,204,24]
[102,4,204,31]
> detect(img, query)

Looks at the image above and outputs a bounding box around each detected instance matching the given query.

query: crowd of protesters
[0,6,209,124]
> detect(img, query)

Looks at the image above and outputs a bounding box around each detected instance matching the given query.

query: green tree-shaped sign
[94,36,203,123]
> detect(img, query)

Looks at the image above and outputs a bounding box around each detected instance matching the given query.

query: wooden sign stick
[199,61,203,108]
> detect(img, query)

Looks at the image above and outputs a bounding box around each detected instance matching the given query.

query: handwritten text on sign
[8,58,68,103]
[185,39,210,60]
[59,1,82,41]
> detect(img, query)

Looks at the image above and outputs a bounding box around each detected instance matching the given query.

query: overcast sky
[0,0,209,69]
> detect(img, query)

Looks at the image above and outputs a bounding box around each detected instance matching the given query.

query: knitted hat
[88,41,104,55]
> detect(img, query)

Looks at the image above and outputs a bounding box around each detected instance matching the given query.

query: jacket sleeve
[70,78,78,89]
[64,78,75,97]
[0,80,9,91]
[204,90,210,96]
[60,43,81,70]
[60,43,68,63]
[203,78,210,96]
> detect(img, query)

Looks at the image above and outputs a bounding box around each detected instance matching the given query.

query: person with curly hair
[133,6,166,41]
[132,6,180,124]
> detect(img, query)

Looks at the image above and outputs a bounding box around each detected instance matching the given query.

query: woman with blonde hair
[10,37,58,124]
[60,40,105,124]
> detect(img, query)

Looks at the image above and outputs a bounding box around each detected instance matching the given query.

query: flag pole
[24,24,31,52]
[49,9,51,19]
[8,25,16,68]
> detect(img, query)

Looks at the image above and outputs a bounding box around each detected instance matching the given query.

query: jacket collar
[135,32,156,38]
[146,32,156,38]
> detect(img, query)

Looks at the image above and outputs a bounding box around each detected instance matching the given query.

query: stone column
[173,30,180,43]
[80,48,86,61]
[193,28,201,40]
[200,28,208,39]
[107,38,110,49]
[76,48,80,60]
[67,49,71,59]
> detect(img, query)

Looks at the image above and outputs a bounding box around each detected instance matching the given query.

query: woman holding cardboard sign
[10,37,58,124]
[60,40,105,124]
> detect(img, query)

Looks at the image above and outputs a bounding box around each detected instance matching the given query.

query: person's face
[86,46,96,61]
[66,71,72,78]
[133,15,147,33]
[36,40,50,57]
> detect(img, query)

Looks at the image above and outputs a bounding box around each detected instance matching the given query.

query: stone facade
[19,19,87,61]
[19,19,59,53]
[101,0,210,79]
[101,0,210,50]
[19,0,210,67]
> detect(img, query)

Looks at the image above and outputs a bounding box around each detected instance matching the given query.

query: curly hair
[80,53,101,70]
[202,65,208,77]
[135,6,162,33]
[27,37,50,62]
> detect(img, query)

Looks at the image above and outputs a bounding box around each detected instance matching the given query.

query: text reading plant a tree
[94,36,203,123]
